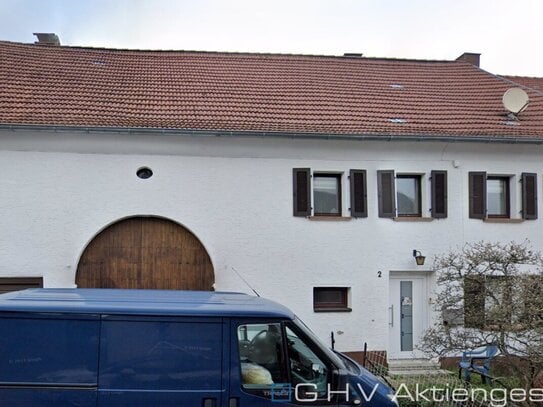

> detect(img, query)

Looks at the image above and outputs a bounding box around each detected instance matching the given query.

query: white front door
[388,273,429,359]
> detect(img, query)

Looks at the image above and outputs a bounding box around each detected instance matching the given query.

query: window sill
[313,307,352,313]
[393,217,434,222]
[483,218,524,223]
[309,216,352,221]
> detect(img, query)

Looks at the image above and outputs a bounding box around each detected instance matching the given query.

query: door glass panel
[400,281,413,351]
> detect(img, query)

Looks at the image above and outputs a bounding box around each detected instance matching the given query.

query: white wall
[1,129,543,353]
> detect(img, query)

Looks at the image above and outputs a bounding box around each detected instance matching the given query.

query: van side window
[237,323,288,391]
[237,323,331,402]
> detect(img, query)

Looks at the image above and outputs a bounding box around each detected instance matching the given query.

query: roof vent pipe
[33,33,60,46]
[456,52,480,67]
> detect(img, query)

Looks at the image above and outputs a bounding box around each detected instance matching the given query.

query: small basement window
[313,287,351,312]
[0,277,43,294]
[313,174,342,216]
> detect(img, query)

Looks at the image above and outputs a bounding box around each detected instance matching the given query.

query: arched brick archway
[76,217,214,290]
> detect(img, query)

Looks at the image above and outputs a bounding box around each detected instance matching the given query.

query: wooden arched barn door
[76,217,214,290]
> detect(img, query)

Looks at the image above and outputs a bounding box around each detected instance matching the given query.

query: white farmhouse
[1,37,543,362]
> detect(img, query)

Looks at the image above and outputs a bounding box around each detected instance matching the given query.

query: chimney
[33,33,60,46]
[456,52,480,67]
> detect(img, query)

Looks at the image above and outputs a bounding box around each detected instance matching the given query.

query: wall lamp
[413,250,426,266]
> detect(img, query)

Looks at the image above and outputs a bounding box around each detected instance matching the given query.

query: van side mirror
[312,363,323,377]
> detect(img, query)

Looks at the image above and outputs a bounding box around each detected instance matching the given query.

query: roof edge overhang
[1,124,543,145]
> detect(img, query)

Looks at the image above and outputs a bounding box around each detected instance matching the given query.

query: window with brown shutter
[521,275,543,323]
[431,170,447,218]
[377,170,395,218]
[522,172,538,220]
[349,169,367,218]
[464,275,542,330]
[396,174,422,216]
[313,173,342,216]
[292,168,311,217]
[464,276,485,329]
[469,172,487,219]
[487,176,510,218]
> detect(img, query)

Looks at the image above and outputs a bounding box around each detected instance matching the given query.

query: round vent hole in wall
[136,167,153,179]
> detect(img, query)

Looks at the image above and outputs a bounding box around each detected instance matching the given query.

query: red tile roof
[1,40,543,139]
[503,75,543,93]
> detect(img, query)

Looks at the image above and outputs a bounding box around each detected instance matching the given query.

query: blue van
[0,289,397,406]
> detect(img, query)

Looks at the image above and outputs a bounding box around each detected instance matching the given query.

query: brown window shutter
[468,172,486,219]
[349,170,367,218]
[377,170,395,218]
[431,170,447,218]
[521,172,538,220]
[464,277,485,329]
[293,168,311,217]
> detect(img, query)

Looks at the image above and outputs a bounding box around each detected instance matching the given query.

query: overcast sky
[1,0,541,76]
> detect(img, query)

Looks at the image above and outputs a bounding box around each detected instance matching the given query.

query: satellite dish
[502,87,529,114]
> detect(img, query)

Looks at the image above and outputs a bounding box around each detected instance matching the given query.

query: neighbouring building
[1,38,543,361]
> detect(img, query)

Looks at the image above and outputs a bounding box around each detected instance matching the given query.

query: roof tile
[1,41,543,138]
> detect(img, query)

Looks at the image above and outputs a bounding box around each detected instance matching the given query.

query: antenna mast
[231,266,260,297]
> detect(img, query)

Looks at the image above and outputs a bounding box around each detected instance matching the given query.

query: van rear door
[98,315,228,406]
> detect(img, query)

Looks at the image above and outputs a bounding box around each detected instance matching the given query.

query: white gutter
[1,124,543,145]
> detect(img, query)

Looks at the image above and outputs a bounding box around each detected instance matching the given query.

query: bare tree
[420,241,543,392]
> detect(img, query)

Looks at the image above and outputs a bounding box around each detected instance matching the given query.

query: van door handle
[203,398,216,407]
[229,398,239,407]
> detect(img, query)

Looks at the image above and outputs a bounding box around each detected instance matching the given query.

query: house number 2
[377,271,382,278]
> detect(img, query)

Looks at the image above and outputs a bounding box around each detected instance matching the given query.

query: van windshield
[293,316,347,370]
